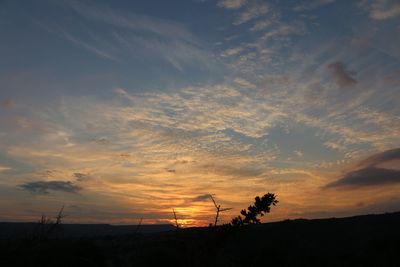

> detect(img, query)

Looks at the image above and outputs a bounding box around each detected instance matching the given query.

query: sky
[0,0,400,227]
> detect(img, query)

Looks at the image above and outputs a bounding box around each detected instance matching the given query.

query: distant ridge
[272,211,400,224]
[1,211,400,266]
[2,211,399,239]
[0,222,176,239]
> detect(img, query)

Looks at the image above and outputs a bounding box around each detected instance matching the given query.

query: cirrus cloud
[217,0,246,9]
[360,0,400,20]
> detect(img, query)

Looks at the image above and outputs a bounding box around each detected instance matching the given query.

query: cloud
[221,47,243,57]
[360,0,400,20]
[1,100,15,109]
[41,1,216,71]
[327,62,357,87]
[2,0,400,226]
[293,0,335,12]
[217,0,246,9]
[325,148,400,188]
[37,21,117,61]
[324,141,347,151]
[233,78,256,88]
[372,6,400,20]
[259,23,304,42]
[2,23,399,223]
[0,166,11,172]
[127,35,214,71]
[191,194,211,202]
[234,3,269,25]
[91,137,110,145]
[68,1,194,41]
[19,181,81,194]
[114,88,137,101]
[325,167,400,188]
[73,172,91,181]
[294,150,303,157]
[199,163,265,178]
[356,148,400,168]
[384,71,400,86]
[250,19,272,31]
[114,88,129,97]
[61,31,118,61]
[351,37,370,48]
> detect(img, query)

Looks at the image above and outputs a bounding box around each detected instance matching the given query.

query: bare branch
[134,218,143,235]
[55,205,65,225]
[172,209,180,229]
[209,194,218,209]
[220,208,232,212]
[209,194,232,227]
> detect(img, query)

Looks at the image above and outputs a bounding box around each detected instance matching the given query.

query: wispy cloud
[1,100,15,109]
[61,31,118,61]
[259,23,303,42]
[190,194,211,202]
[233,77,256,88]
[73,172,91,182]
[217,0,247,9]
[250,19,273,32]
[233,2,269,25]
[0,166,11,172]
[19,181,81,194]
[294,150,304,157]
[324,148,400,188]
[2,0,400,224]
[359,0,400,20]
[3,71,400,223]
[67,1,195,41]
[355,148,400,168]
[327,62,357,87]
[325,167,400,188]
[35,20,118,61]
[39,1,216,70]
[127,35,214,71]
[221,47,243,57]
[293,0,335,12]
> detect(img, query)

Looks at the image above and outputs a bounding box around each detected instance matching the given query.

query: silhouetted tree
[209,194,232,226]
[231,193,278,226]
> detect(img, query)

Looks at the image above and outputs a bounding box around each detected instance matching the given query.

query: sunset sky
[1,0,400,227]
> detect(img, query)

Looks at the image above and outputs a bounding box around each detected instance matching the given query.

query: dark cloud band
[356,148,400,168]
[325,167,400,188]
[19,181,81,194]
[327,61,357,87]
[324,148,400,189]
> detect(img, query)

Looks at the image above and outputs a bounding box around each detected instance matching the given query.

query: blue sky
[1,0,400,226]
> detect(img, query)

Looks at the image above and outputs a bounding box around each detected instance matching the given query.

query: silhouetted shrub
[231,193,278,226]
[33,206,65,241]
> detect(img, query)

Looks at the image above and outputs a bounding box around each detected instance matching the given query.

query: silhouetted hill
[0,222,175,239]
[1,212,399,267]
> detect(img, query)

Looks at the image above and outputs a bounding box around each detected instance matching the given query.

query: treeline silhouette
[1,193,400,266]
[1,212,400,266]
[172,192,278,228]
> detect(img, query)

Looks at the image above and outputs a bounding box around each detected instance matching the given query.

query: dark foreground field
[1,212,400,267]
